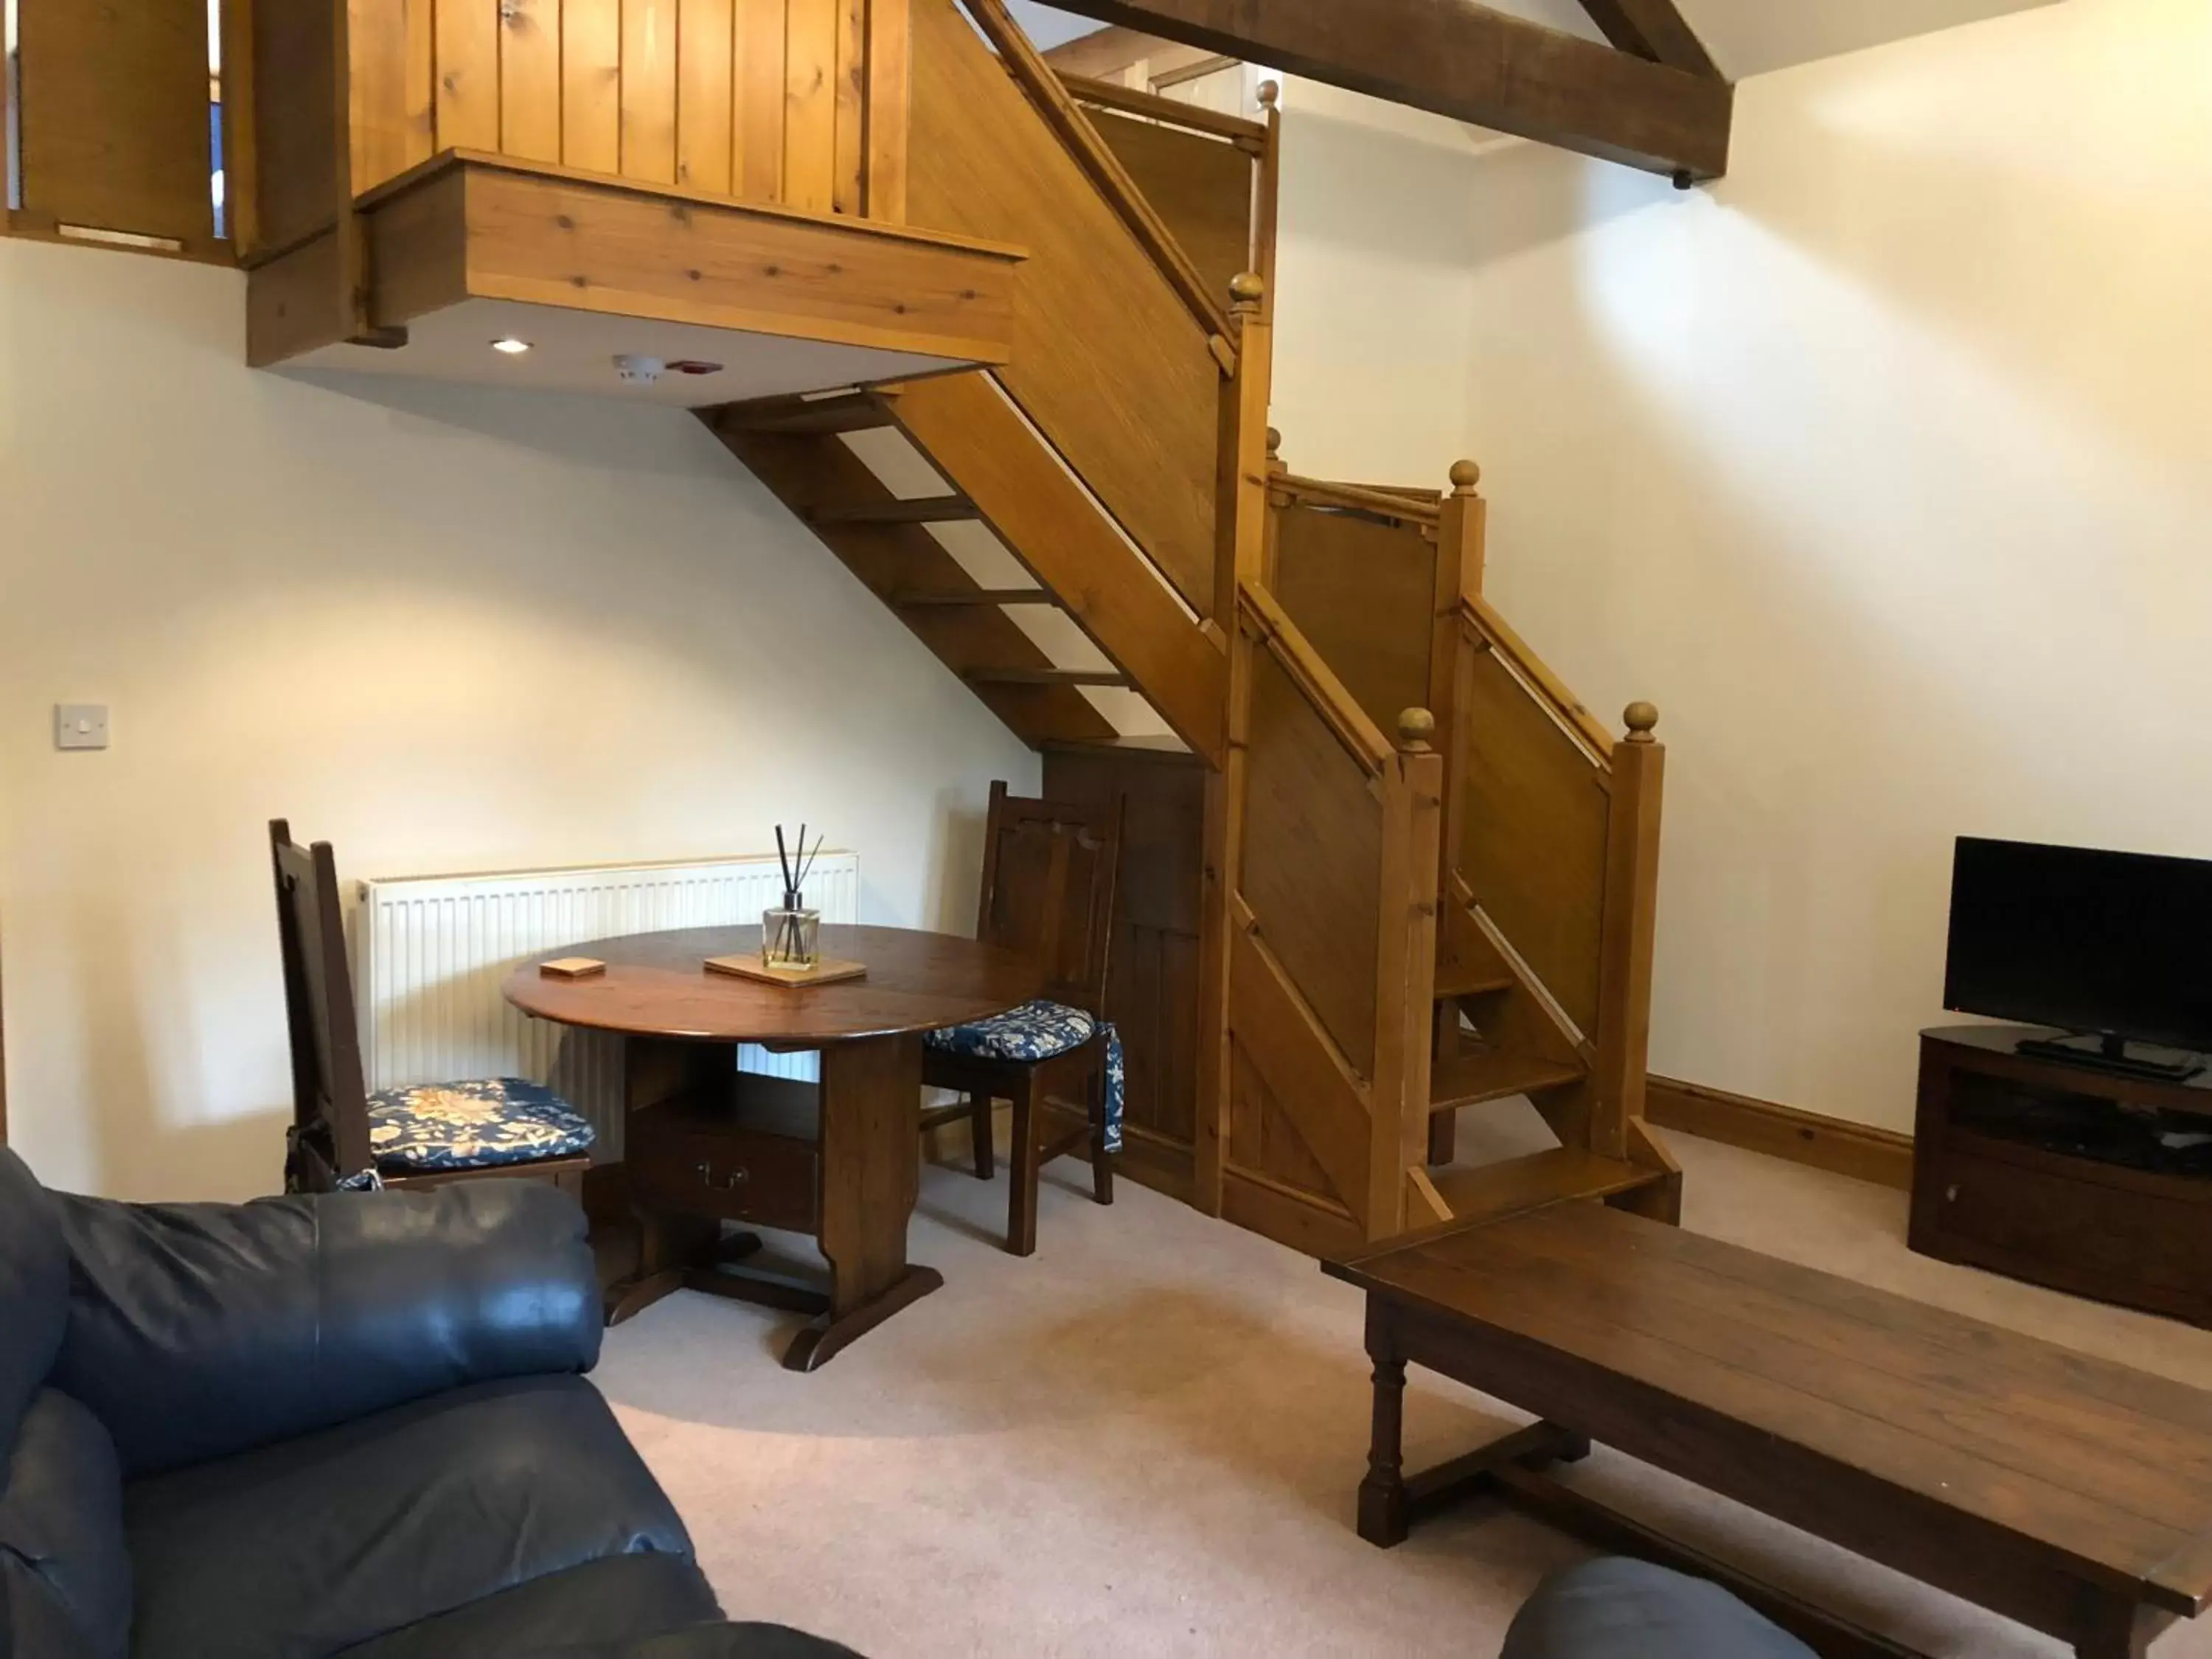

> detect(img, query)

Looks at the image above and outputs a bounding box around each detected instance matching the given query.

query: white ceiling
[288,298,970,407]
[1005,0,2059,79]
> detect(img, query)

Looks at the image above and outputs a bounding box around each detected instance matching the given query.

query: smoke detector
[613,354,665,386]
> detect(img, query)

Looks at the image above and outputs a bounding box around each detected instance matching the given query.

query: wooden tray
[704,954,868,988]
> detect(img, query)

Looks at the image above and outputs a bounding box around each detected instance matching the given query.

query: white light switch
[55,704,110,751]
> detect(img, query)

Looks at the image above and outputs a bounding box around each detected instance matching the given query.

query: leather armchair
[0,1147,858,1659]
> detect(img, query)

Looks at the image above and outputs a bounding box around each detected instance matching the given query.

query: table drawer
[1920,1144,2212,1325]
[630,1110,819,1234]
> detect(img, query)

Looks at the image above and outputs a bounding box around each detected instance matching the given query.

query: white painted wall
[0,237,1038,1200]
[1273,0,2212,1132]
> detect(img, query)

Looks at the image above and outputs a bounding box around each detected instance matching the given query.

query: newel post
[1591,702,1666,1161]
[1428,459,1484,887]
[1366,708,1444,1242]
[1195,271,1273,1217]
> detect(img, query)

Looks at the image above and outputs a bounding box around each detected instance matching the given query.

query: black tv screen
[1944,838,2212,1053]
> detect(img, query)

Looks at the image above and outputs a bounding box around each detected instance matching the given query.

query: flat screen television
[1944,836,2212,1077]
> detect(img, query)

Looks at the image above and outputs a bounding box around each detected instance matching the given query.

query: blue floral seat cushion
[364,1077,595,1173]
[924,1000,1124,1152]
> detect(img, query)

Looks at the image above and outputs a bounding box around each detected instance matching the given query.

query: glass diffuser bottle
[762,888,821,969]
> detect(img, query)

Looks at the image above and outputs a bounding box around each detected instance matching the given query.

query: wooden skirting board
[1646,1076,1914,1192]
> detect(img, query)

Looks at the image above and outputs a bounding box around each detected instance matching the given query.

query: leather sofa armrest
[53,1180,601,1478]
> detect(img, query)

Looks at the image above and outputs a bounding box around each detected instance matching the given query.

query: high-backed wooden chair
[268,820,593,1196]
[920,783,1126,1256]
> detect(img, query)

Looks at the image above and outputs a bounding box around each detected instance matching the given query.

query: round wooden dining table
[505,924,1042,1371]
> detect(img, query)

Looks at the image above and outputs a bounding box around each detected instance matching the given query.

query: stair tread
[963,667,1130,688]
[719,394,891,436]
[1430,1049,1586,1113]
[1428,1148,1659,1228]
[894,588,1057,608]
[811,495,979,525]
[1436,963,1517,999]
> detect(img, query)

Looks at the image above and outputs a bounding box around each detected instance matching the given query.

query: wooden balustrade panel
[15,0,214,244]
[1227,1040,1346,1208]
[254,0,341,252]
[1271,504,1435,740]
[338,0,895,212]
[1086,109,1253,306]
[1238,647,1382,1077]
[905,0,1220,616]
[1458,644,1611,1036]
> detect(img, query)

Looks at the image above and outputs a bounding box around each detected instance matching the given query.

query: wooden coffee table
[1326,1201,2212,1659]
[507,924,1040,1370]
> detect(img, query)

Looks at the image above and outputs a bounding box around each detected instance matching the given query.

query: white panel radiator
[356,852,859,1158]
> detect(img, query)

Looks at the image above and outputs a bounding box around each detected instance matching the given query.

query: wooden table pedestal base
[599,1031,939,1371]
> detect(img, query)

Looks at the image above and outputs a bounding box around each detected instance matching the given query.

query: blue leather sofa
[1504,1559,1818,1658]
[0,1146,852,1658]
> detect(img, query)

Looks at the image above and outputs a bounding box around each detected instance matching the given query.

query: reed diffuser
[763,824,825,969]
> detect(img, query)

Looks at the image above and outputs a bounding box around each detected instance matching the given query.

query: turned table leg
[1357,1304,1412,1547]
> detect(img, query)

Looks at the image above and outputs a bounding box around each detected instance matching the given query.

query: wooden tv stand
[1911,1025,2212,1329]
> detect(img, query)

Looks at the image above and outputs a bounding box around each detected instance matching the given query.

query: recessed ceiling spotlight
[490,337,532,355]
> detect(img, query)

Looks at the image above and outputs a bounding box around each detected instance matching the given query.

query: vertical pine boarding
[863,0,909,220]
[677,0,735,192]
[832,0,866,213]
[783,0,838,211]
[564,0,625,174]
[622,0,679,182]
[501,0,564,161]
[435,0,501,152]
[737,0,789,202]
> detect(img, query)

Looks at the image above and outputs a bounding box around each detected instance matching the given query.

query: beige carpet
[594,1118,2212,1658]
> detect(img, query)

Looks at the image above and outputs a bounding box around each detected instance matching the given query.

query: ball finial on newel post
[1624,702,1660,743]
[1449,459,1481,495]
[1398,708,1436,752]
[1259,80,1281,112]
[1229,272,1265,316]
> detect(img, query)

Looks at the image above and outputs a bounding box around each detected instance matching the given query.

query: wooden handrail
[1272,473,1443,527]
[1058,72,1269,148]
[1459,596,1617,762]
[1239,580,1395,776]
[963,0,1233,349]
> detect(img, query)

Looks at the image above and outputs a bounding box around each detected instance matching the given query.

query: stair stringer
[888,372,1228,765]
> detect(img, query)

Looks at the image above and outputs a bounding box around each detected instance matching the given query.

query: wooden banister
[1059,72,1268,147]
[1459,595,1616,763]
[1369,705,1444,1239]
[1197,267,1273,1218]
[962,0,1232,349]
[1590,703,1666,1158]
[1271,473,1444,527]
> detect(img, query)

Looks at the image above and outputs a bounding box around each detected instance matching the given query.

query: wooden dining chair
[919,782,1126,1256]
[268,820,593,1196]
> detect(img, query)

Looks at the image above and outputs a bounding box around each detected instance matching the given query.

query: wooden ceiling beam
[1575,0,1722,81]
[1026,0,1732,180]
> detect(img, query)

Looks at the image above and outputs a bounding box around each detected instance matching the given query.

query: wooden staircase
[705,0,1679,1255]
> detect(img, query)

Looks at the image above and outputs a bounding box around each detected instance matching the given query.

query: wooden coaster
[539,957,608,980]
[704,954,868,988]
